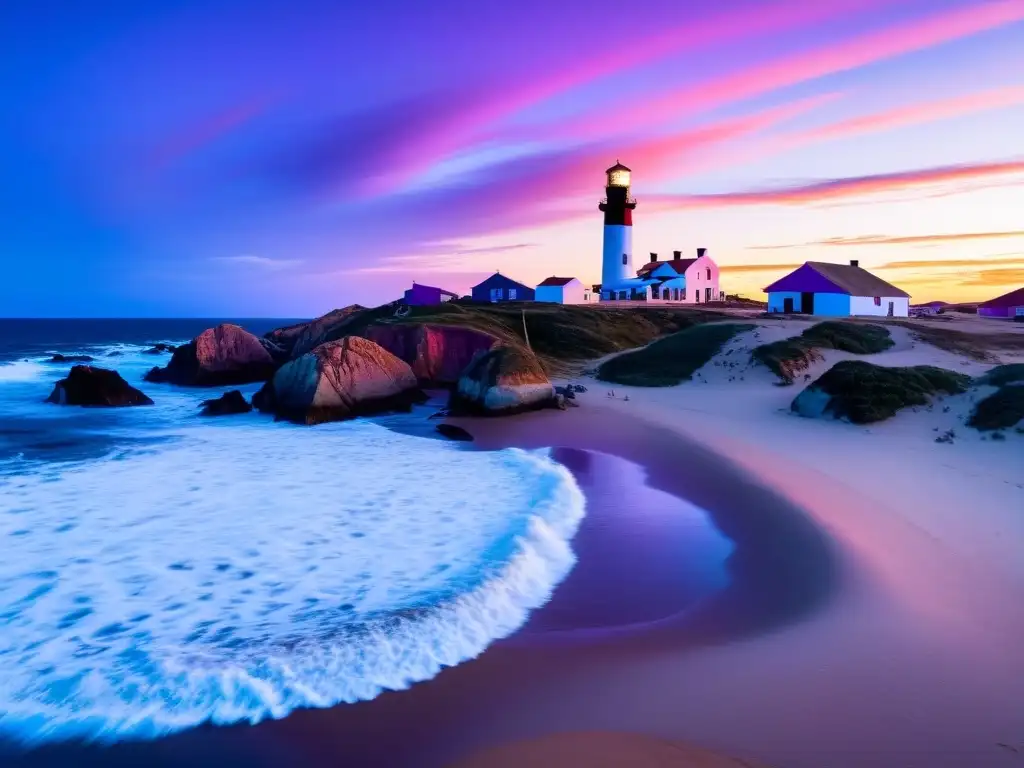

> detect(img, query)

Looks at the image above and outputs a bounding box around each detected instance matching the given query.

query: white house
[632,248,722,304]
[764,260,910,317]
[535,276,595,304]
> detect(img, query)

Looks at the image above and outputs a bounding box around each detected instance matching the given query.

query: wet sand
[0,406,833,767]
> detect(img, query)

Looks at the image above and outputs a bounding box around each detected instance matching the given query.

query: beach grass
[596,322,755,387]
[892,322,1024,363]
[795,360,972,424]
[976,363,1024,387]
[335,302,729,376]
[752,321,895,383]
[968,384,1024,431]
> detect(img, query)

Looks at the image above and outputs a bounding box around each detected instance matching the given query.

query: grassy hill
[323,302,729,376]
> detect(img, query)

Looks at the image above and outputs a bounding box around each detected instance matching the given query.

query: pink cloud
[645,159,1024,209]
[360,0,889,197]
[559,0,1024,142]
[790,85,1024,145]
[150,95,278,170]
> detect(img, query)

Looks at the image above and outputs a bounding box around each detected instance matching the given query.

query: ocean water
[0,320,586,743]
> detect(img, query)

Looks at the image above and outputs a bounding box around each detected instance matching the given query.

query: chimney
[650,252,658,263]
[850,259,859,267]
[673,250,681,259]
[697,247,707,258]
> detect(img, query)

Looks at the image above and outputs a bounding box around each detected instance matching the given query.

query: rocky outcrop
[47,354,93,363]
[199,390,253,416]
[258,337,289,365]
[436,424,473,441]
[46,366,153,407]
[449,346,557,416]
[143,343,177,355]
[144,324,276,386]
[281,305,367,358]
[358,323,499,386]
[254,336,425,424]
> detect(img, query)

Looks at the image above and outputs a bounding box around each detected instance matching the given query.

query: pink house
[632,247,721,304]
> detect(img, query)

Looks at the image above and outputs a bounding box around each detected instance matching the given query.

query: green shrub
[968,385,1024,431]
[752,321,894,383]
[792,360,971,424]
[597,323,755,387]
[977,364,1024,388]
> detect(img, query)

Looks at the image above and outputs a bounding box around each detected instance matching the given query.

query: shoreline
[0,394,1020,766]
[0,404,839,768]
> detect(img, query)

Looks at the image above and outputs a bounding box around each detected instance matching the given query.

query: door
[705,287,712,303]
[801,292,815,314]
[887,301,894,317]
[783,297,794,313]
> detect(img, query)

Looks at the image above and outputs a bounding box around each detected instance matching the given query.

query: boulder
[144,324,276,386]
[47,354,93,363]
[46,366,153,407]
[449,346,557,416]
[255,336,426,424]
[143,343,177,354]
[359,323,499,386]
[258,337,289,365]
[436,423,473,442]
[199,390,253,416]
[286,305,367,358]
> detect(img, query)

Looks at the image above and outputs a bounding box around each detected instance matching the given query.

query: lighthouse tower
[599,161,637,294]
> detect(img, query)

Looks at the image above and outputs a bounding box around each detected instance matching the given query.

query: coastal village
[402,162,1024,320]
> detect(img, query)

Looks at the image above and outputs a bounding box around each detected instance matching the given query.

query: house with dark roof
[764,260,910,317]
[626,247,721,304]
[535,276,595,304]
[978,286,1024,318]
[470,272,535,303]
[403,282,460,306]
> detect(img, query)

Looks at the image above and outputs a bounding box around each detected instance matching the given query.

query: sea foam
[0,420,585,742]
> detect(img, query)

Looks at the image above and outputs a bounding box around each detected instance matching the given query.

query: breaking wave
[0,420,585,742]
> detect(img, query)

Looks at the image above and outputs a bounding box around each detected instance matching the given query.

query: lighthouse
[599,161,637,296]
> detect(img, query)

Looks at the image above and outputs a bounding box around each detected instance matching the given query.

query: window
[509,288,517,300]
[622,254,628,265]
[874,296,881,306]
[707,268,711,280]
[490,288,503,301]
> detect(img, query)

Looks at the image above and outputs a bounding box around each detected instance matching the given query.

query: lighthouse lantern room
[599,161,637,295]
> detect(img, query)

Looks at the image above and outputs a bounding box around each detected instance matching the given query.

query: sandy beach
[2,315,1022,767]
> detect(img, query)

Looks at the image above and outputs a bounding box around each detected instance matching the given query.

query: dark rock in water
[428,408,450,420]
[106,351,123,357]
[449,345,557,416]
[435,424,473,442]
[359,323,499,386]
[256,336,426,424]
[48,354,93,363]
[46,366,153,407]
[145,324,276,386]
[792,360,971,424]
[143,343,177,355]
[554,385,576,399]
[200,390,253,416]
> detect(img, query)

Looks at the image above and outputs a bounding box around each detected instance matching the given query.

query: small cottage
[978,287,1024,318]
[764,260,909,317]
[535,277,594,304]
[470,272,535,303]
[632,247,721,304]
[404,282,459,306]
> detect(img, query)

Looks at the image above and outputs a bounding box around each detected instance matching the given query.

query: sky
[1,0,1022,317]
